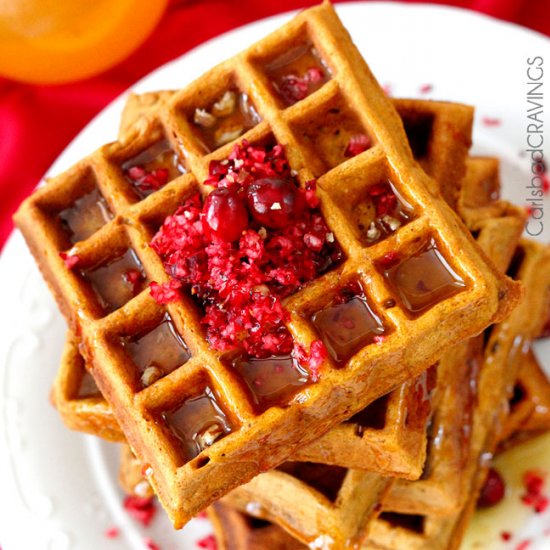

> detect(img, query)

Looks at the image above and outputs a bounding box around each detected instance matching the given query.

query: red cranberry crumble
[203,187,248,241]
[478,467,506,508]
[127,165,169,195]
[150,141,341,372]
[59,251,80,269]
[521,469,549,513]
[246,177,305,228]
[123,495,156,527]
[344,134,372,158]
[144,538,160,550]
[105,527,119,539]
[197,534,218,549]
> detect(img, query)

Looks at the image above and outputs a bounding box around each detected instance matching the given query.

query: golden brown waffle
[222,463,390,549]
[367,239,550,549]
[377,157,525,517]
[119,444,155,498]
[499,349,550,449]
[119,91,474,213]
[14,2,521,526]
[50,333,124,442]
[53,342,435,480]
[51,93,476,481]
[117,443,389,549]
[208,501,306,550]
[224,215,525,544]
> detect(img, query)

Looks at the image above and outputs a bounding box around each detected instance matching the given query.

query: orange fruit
[0,0,169,84]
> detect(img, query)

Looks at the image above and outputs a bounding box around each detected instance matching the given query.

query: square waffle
[14,2,521,526]
[367,239,550,549]
[50,93,476,481]
[117,444,389,549]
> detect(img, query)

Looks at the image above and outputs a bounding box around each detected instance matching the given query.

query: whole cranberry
[246,178,305,229]
[203,187,248,242]
[477,467,506,508]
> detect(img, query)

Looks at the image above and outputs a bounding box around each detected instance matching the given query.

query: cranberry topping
[150,141,341,369]
[246,177,305,228]
[477,467,506,508]
[265,43,330,107]
[127,166,169,194]
[122,139,185,199]
[203,187,248,241]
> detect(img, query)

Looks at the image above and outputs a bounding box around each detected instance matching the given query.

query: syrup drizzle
[122,139,185,199]
[356,180,415,246]
[81,249,146,314]
[232,354,309,411]
[162,387,233,462]
[124,314,190,388]
[311,281,386,364]
[192,89,261,152]
[265,43,330,106]
[59,188,113,243]
[382,239,466,315]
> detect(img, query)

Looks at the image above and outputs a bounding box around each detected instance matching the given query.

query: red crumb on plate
[521,469,548,513]
[481,116,501,127]
[105,527,119,539]
[418,83,433,94]
[144,538,160,550]
[123,495,156,527]
[197,534,218,549]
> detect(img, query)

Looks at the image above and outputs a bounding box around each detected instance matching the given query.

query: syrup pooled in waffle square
[14,2,521,526]
[367,239,550,550]
[50,93,477,482]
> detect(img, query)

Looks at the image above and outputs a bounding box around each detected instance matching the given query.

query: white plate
[1,3,549,549]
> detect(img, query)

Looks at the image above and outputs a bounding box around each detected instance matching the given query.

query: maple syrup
[311,281,386,364]
[192,89,261,152]
[124,314,190,387]
[81,249,146,313]
[356,181,415,246]
[122,139,185,199]
[162,387,233,461]
[382,239,466,315]
[59,188,113,243]
[232,354,309,411]
[264,43,330,106]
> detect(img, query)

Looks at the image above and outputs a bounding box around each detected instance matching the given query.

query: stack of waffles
[14,2,550,548]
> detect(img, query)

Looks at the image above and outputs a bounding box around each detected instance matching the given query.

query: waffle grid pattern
[15,2,519,525]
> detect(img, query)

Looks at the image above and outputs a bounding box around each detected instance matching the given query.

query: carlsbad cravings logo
[525,56,545,237]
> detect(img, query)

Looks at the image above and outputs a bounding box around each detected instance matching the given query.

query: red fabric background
[1,0,548,252]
